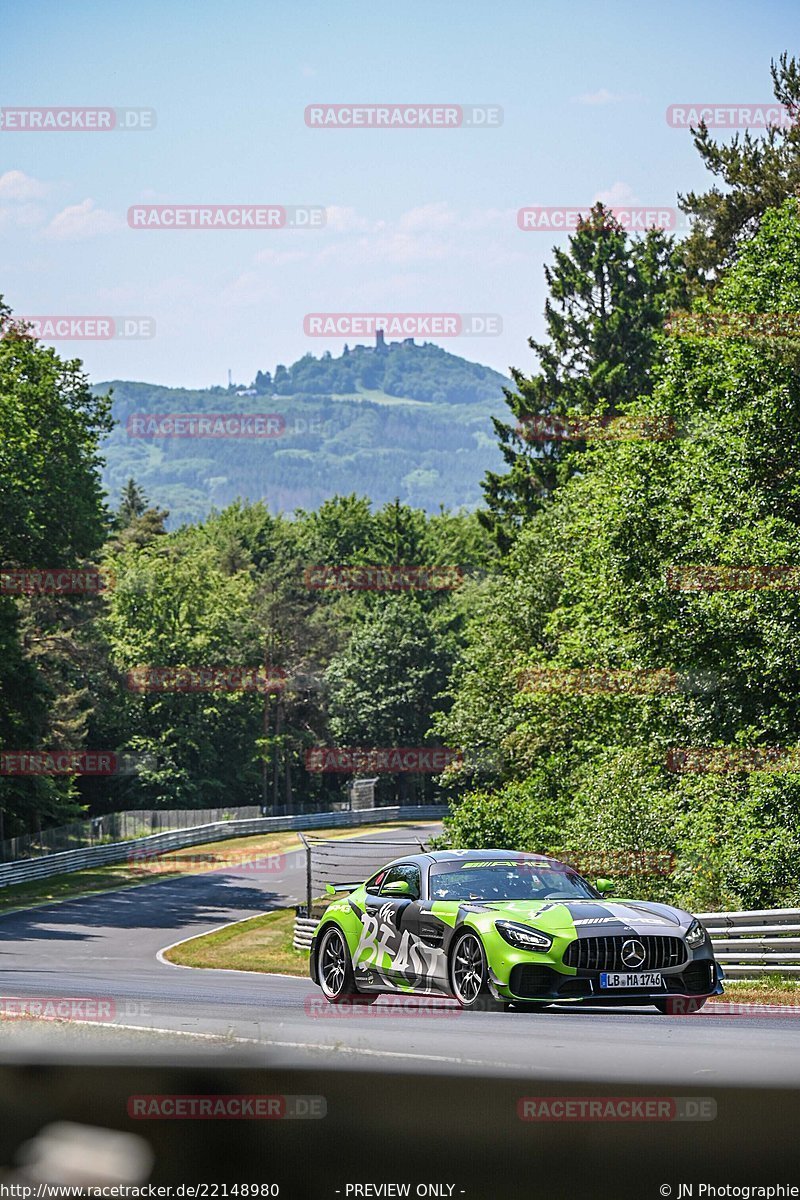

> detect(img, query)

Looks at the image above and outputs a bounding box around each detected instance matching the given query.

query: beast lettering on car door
[353,863,444,991]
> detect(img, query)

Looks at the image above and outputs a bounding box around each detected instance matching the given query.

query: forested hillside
[97,341,509,524]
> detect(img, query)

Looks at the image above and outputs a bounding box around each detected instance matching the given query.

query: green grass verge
[164,907,306,975]
[709,976,800,1006]
[0,820,422,914]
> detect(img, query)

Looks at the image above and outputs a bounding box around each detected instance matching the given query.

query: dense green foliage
[436,199,800,910]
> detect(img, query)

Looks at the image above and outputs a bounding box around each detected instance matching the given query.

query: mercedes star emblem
[620,938,646,969]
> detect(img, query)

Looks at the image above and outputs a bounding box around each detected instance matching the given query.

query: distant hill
[96,338,510,524]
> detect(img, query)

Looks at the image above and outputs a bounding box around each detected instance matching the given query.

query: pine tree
[480,204,682,550]
[679,53,800,287]
[117,479,148,528]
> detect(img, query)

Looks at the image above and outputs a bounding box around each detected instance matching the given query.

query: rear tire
[317,926,378,1004]
[654,996,708,1015]
[449,932,505,1012]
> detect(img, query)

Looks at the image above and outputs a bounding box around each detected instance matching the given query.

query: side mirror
[595,878,615,894]
[383,879,413,897]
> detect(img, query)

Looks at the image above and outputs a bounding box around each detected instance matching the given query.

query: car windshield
[428,861,597,901]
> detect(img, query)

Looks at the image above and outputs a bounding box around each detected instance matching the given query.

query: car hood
[455,898,691,937]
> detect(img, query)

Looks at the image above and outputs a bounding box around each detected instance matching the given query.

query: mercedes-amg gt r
[309,849,723,1012]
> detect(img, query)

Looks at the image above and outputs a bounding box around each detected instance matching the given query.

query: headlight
[495,921,553,952]
[685,918,707,948]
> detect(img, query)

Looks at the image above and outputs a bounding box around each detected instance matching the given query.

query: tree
[0,299,111,565]
[0,299,112,835]
[480,206,683,550]
[679,53,800,287]
[325,597,453,803]
[116,479,148,528]
[102,534,266,808]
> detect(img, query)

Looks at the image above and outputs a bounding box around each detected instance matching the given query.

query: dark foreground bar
[0,1059,796,1197]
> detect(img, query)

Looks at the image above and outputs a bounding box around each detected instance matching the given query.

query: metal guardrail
[0,804,269,862]
[0,805,447,891]
[293,916,318,950]
[697,907,800,978]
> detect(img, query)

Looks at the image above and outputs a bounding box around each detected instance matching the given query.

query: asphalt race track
[0,820,799,1083]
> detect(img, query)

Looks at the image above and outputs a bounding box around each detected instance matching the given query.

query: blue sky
[1,0,797,387]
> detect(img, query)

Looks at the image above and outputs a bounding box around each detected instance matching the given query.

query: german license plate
[600,971,664,989]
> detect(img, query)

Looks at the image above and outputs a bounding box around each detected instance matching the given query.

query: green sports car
[309,849,723,1012]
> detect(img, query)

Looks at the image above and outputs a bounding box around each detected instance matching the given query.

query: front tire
[317,926,377,1004]
[449,932,505,1011]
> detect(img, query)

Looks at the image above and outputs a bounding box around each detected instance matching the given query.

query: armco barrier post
[299,832,312,916]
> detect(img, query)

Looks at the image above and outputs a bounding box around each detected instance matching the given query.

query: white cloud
[573,88,626,106]
[0,169,49,201]
[221,271,282,306]
[323,205,381,234]
[593,181,640,206]
[301,64,316,78]
[398,202,459,233]
[254,247,313,267]
[43,198,123,241]
[0,203,47,233]
[249,202,522,274]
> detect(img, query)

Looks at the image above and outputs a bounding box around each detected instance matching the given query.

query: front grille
[563,935,687,974]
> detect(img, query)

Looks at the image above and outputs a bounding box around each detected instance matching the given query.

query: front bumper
[489,940,724,1004]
